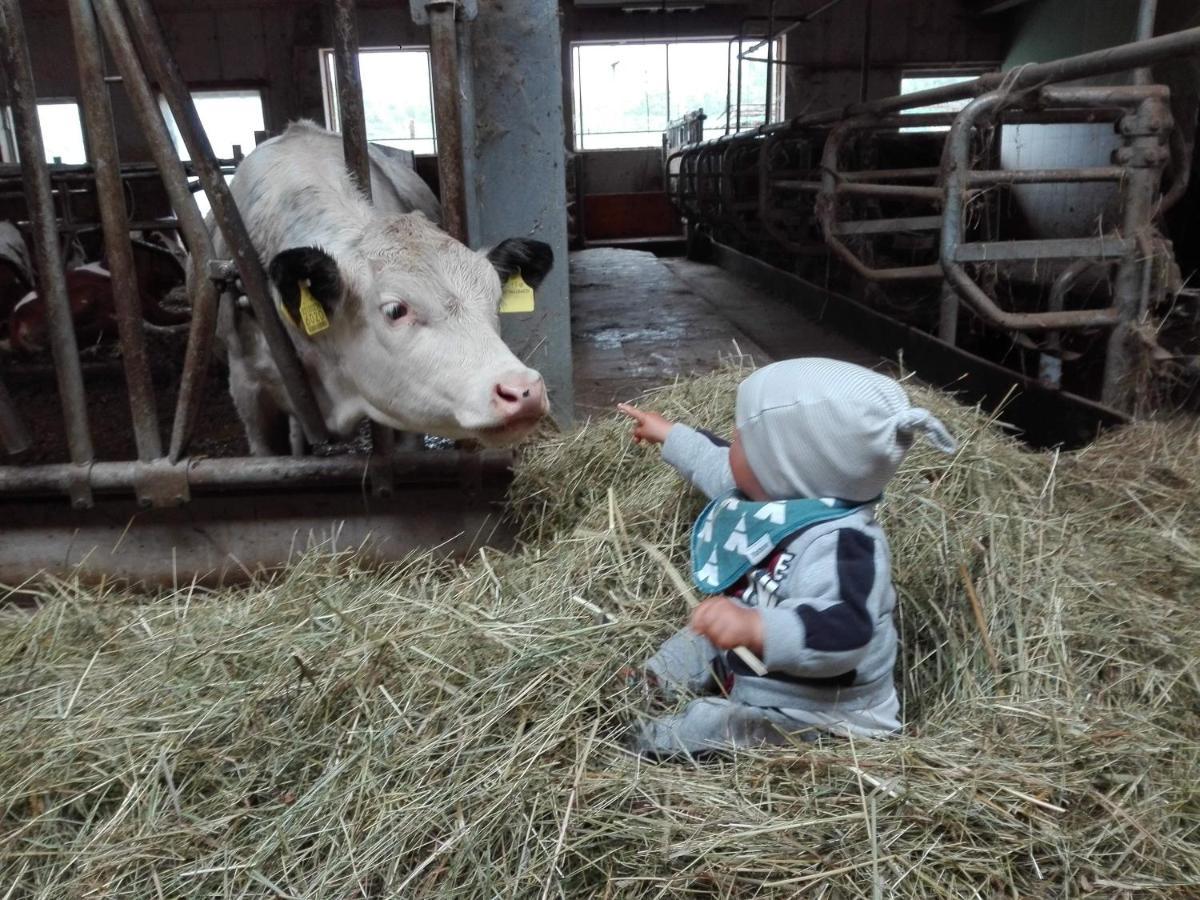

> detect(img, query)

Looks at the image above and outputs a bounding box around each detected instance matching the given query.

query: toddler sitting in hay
[619,358,957,757]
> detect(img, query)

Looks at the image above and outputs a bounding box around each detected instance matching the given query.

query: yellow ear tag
[499,273,535,314]
[298,280,330,336]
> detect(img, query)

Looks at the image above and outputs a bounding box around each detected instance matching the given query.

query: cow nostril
[495,383,520,404]
[522,389,530,398]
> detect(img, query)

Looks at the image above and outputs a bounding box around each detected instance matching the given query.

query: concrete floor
[570,248,877,419]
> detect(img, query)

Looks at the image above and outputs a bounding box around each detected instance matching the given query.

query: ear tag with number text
[298,280,330,335]
[499,273,535,314]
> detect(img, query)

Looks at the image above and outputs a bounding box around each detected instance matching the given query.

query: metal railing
[666,23,1200,413]
[0,0,476,508]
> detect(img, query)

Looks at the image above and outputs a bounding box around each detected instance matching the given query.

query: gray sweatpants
[635,628,900,757]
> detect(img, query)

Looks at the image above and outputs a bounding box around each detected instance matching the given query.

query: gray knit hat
[735,358,957,502]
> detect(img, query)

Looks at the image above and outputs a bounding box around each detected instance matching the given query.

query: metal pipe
[0,0,95,506]
[68,0,162,465]
[0,375,31,455]
[781,179,947,200]
[1101,95,1168,409]
[859,0,872,104]
[330,0,401,486]
[735,18,744,133]
[332,0,372,195]
[0,449,513,497]
[764,0,775,127]
[1133,0,1158,85]
[967,166,1127,185]
[92,0,220,463]
[427,1,468,241]
[940,91,1123,333]
[119,0,331,445]
[816,119,945,282]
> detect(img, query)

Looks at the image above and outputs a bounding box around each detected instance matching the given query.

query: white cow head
[268,213,552,446]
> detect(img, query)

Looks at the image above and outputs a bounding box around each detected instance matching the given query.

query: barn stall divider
[0,0,571,586]
[666,8,1200,442]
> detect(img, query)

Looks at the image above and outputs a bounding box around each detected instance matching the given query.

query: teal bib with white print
[690,492,866,594]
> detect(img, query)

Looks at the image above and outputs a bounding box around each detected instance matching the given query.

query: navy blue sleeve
[760,527,878,677]
[795,529,876,651]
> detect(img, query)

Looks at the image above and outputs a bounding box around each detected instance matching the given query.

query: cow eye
[381,301,409,322]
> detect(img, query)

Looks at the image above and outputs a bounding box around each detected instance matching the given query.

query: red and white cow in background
[6,236,189,355]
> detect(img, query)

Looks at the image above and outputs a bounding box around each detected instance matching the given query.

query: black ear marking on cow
[267,246,343,327]
[487,238,554,290]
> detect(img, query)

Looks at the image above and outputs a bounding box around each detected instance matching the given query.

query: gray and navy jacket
[663,424,899,715]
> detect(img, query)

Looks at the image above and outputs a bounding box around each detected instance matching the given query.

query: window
[159,89,266,162]
[899,75,977,133]
[571,39,781,151]
[0,100,88,165]
[158,89,266,217]
[321,48,436,155]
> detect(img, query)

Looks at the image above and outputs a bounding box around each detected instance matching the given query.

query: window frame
[0,97,89,165]
[898,67,995,133]
[156,83,269,162]
[319,46,438,156]
[570,36,784,152]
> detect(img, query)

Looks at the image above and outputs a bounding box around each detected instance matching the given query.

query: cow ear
[268,246,343,330]
[487,238,554,290]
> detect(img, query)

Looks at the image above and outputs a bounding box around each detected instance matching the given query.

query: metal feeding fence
[667,7,1200,428]
[0,0,566,586]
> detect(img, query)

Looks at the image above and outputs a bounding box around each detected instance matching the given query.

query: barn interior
[1,2,1200,894]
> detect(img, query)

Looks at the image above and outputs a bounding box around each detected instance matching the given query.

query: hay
[2,363,1199,898]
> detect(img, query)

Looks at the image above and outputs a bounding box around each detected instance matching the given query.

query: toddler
[618,358,956,757]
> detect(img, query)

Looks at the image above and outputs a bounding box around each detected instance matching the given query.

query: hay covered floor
[2,365,1199,898]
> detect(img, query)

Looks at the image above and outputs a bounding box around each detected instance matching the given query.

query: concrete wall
[782,0,1009,114]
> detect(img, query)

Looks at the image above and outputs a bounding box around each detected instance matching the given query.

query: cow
[0,221,33,328]
[8,239,189,355]
[209,120,552,456]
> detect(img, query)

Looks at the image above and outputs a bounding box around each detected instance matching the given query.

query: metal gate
[0,0,571,586]
[667,13,1200,424]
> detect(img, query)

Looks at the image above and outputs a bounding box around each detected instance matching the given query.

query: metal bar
[967,166,1127,185]
[119,0,331,446]
[69,0,162,466]
[0,449,513,497]
[1102,95,1168,409]
[93,20,209,462]
[859,0,872,104]
[940,91,1124,334]
[332,0,371,194]
[0,375,31,455]
[817,119,944,282]
[832,215,943,236]
[778,180,946,200]
[764,0,774,126]
[1133,0,1158,86]
[0,0,94,507]
[954,237,1135,263]
[427,2,468,241]
[93,0,220,463]
[331,0,401,488]
[840,168,941,181]
[735,19,744,133]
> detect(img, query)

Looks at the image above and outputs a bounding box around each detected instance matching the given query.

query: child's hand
[617,403,673,445]
[691,596,764,656]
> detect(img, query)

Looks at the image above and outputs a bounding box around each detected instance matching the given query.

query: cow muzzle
[474,371,548,443]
